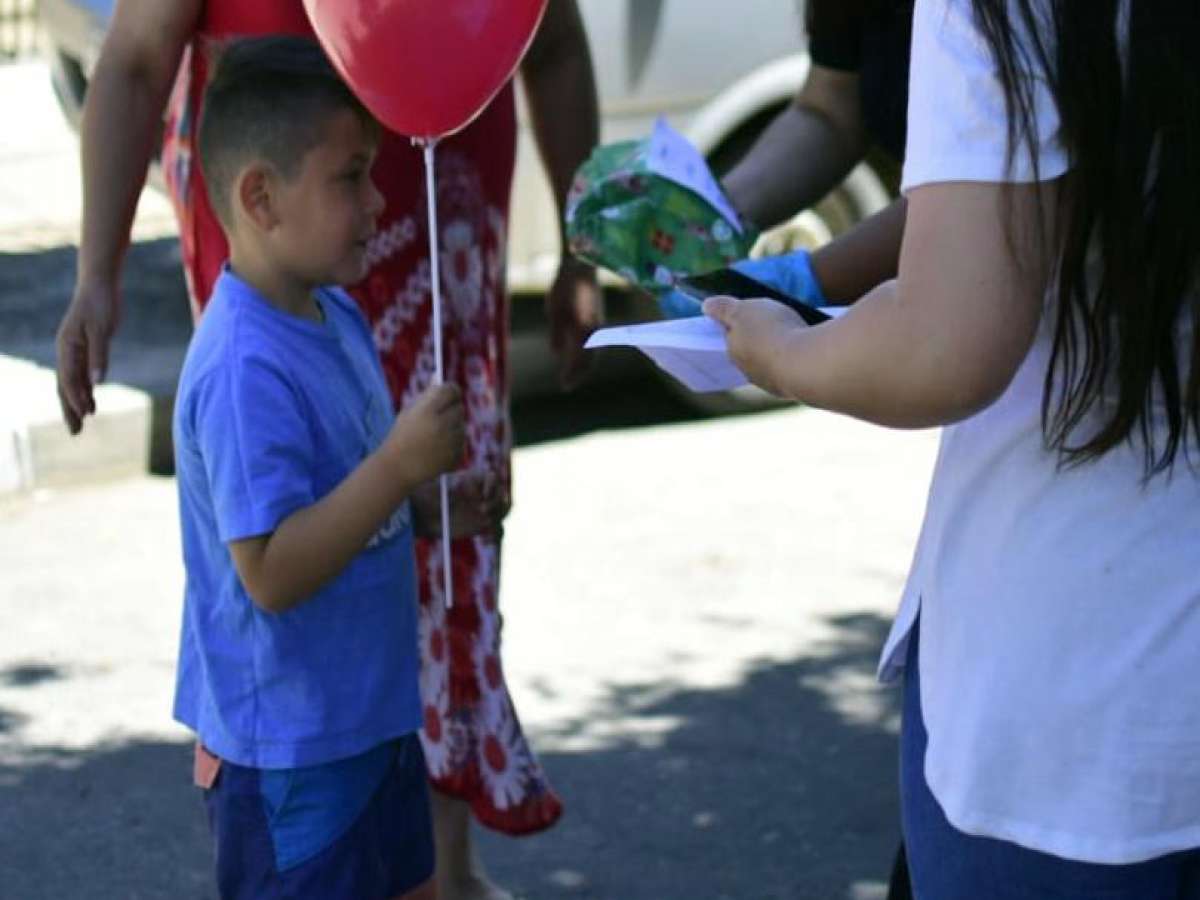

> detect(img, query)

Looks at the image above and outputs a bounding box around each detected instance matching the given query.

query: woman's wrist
[720,177,762,235]
[764,324,808,402]
[75,259,121,293]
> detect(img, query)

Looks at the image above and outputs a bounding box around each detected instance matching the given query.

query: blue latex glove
[655,248,829,319]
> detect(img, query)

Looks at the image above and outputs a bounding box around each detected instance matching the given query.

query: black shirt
[806,0,915,162]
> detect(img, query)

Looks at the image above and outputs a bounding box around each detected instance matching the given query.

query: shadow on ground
[0,738,213,898]
[478,612,902,900]
[1,237,716,465]
[0,239,191,395]
[511,364,707,449]
[0,612,901,899]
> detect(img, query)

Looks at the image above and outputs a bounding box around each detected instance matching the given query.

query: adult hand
[545,256,603,390]
[703,295,809,398]
[411,469,510,540]
[56,277,120,434]
[655,248,828,320]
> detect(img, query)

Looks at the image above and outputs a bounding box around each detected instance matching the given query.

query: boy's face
[268,108,384,287]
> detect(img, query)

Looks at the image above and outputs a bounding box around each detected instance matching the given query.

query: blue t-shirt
[172,268,422,770]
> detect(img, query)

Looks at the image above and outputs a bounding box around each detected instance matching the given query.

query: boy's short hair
[197,35,380,227]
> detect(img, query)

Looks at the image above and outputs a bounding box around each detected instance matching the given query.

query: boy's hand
[383,383,465,486]
[411,470,510,540]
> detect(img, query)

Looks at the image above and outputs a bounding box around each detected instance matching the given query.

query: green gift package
[565,118,758,294]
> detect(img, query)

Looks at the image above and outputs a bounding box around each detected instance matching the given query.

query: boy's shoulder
[176,276,300,416]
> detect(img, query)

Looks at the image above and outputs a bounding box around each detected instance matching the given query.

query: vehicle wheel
[46,48,87,133]
[660,113,892,416]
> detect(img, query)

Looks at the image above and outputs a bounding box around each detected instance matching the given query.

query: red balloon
[303,0,548,139]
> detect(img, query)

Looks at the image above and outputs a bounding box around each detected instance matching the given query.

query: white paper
[585,308,847,393]
[645,117,745,236]
[587,316,747,392]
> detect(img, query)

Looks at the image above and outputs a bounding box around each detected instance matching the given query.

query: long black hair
[970,0,1200,474]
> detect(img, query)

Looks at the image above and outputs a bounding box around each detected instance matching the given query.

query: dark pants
[887,843,913,900]
[202,736,434,900]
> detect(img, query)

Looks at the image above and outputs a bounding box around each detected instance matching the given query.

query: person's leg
[393,877,438,900]
[884,841,913,900]
[432,787,512,900]
[419,535,560,900]
[1183,853,1200,899]
[901,623,1199,900]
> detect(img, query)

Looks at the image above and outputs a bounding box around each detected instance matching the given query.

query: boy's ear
[235,163,280,232]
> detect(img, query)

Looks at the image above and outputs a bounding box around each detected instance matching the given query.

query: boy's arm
[520,0,602,389]
[56,0,202,433]
[229,384,463,615]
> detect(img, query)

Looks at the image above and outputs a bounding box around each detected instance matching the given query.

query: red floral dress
[161,0,562,835]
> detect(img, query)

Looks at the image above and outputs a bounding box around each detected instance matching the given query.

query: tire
[46,47,87,133]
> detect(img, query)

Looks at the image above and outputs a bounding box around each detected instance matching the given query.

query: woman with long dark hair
[708,0,1200,895]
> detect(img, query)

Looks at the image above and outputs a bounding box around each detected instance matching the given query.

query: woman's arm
[717,62,899,308]
[520,0,603,388]
[707,180,1056,428]
[808,197,907,304]
[720,64,868,233]
[56,0,202,432]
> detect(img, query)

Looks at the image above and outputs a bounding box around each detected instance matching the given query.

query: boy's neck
[229,248,324,323]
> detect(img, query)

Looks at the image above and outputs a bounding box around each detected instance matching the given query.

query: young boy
[171,36,461,899]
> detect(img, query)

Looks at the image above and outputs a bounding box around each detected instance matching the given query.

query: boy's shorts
[197,734,433,900]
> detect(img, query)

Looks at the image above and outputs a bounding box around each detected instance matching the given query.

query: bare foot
[446,870,514,900]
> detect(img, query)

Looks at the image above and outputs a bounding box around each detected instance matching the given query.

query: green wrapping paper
[565,118,758,293]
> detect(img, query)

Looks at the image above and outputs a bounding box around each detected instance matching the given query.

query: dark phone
[677,268,830,327]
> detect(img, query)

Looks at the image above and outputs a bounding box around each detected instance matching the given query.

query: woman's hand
[703,296,809,399]
[545,256,603,390]
[56,276,120,433]
[411,470,511,540]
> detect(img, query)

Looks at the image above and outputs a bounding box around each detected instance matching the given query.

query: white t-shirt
[880,0,1200,865]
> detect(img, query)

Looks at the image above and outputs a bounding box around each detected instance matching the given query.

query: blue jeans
[901,623,1200,900]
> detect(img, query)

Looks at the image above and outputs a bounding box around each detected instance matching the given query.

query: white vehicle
[506,1,891,402]
[41,0,893,402]
[509,0,891,292]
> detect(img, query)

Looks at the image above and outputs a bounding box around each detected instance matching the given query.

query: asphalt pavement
[0,386,939,899]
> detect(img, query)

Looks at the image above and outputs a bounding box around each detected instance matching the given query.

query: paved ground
[0,386,939,899]
[0,57,942,900]
[0,60,176,252]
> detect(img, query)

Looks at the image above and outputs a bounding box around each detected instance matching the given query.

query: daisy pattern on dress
[485,206,506,287]
[440,219,484,323]
[483,722,527,813]
[421,701,452,775]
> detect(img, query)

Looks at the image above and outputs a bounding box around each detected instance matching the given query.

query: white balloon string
[420,138,453,610]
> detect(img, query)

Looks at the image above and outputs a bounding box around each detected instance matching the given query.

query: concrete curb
[0,354,152,497]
